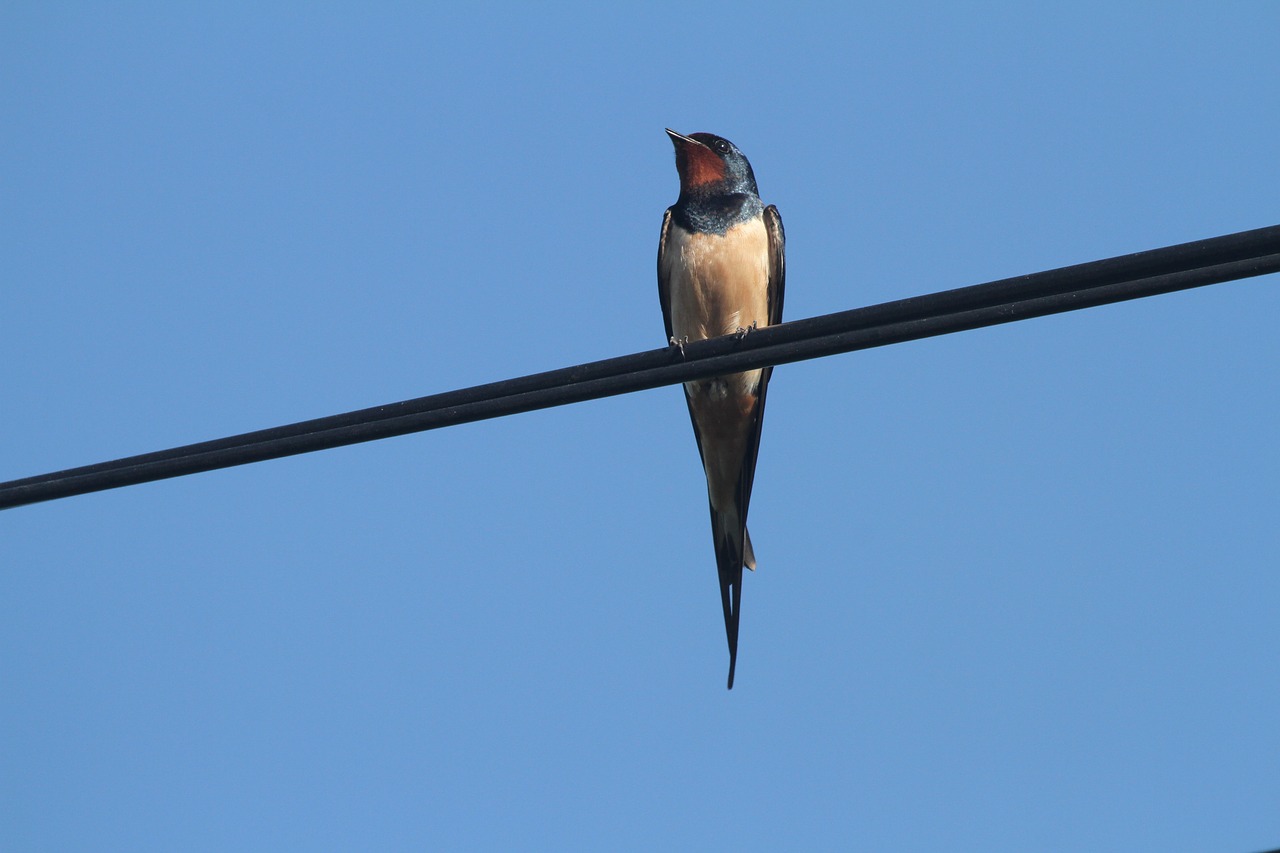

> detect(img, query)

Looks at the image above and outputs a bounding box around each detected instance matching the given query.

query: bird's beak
[665,128,706,150]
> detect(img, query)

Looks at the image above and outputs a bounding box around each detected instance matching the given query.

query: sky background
[3,4,1278,851]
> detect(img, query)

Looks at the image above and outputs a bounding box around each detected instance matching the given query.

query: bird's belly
[665,218,771,344]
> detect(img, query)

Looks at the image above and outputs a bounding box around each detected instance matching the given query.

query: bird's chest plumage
[662,217,771,345]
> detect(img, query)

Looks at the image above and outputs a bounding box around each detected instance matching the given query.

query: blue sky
[3,4,1278,851]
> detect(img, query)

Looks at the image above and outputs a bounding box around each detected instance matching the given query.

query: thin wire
[3,224,1278,511]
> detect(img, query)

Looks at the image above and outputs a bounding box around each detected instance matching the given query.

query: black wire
[3,224,1278,511]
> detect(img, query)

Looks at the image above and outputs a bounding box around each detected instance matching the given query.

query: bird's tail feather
[712,512,751,689]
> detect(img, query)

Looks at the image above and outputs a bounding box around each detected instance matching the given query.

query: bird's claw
[668,335,689,357]
[735,320,758,341]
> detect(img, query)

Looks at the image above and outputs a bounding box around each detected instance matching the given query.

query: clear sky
[3,4,1278,851]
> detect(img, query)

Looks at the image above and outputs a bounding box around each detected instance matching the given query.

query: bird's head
[666,129,759,198]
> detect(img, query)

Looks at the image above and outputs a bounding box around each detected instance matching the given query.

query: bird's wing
[657,208,675,343]
[764,205,786,330]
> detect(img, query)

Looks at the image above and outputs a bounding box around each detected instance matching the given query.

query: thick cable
[2,225,1277,510]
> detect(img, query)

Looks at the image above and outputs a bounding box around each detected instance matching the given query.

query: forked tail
[712,514,754,689]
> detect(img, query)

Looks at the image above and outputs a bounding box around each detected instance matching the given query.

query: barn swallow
[657,129,785,689]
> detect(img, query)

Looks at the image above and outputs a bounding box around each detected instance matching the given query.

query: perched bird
[657,129,785,689]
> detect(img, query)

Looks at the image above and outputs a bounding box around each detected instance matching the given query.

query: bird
[657,129,785,689]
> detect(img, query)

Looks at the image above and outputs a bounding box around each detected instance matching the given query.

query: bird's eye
[714,140,730,153]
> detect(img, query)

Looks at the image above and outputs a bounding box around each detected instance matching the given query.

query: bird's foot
[668,335,689,357]
[735,320,759,340]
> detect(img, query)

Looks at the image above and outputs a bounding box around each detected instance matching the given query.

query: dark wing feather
[733,204,785,525]
[657,208,675,342]
[764,206,786,339]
